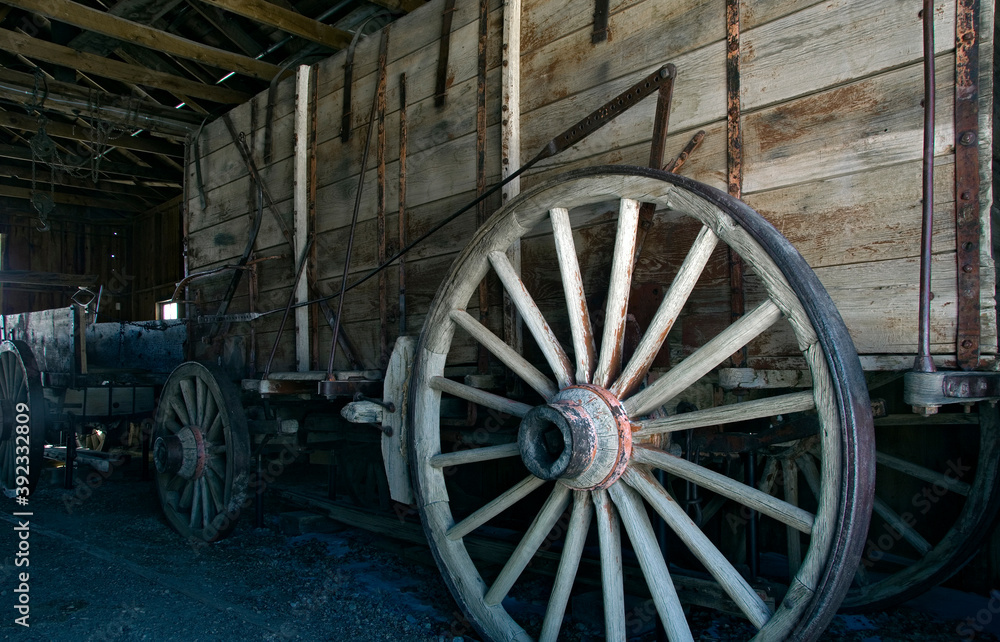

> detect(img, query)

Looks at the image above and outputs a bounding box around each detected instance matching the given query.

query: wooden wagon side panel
[184,0,506,373]
[516,0,995,365]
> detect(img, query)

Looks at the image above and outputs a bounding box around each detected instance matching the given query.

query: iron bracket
[904,370,1000,411]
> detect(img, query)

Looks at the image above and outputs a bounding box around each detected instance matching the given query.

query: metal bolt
[963,264,974,273]
[960,130,977,146]
[961,191,972,200]
[963,339,974,348]
[947,382,958,394]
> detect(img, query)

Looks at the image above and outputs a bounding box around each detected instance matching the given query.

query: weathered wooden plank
[741,0,956,112]
[743,157,957,269]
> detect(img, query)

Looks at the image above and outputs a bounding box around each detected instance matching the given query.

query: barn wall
[185,0,995,372]
[129,202,184,322]
[0,208,131,321]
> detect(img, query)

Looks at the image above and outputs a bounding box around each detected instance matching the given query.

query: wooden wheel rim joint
[517,384,632,490]
[153,425,206,480]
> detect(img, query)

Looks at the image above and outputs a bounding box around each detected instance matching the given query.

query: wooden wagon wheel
[152,362,251,542]
[838,401,1000,611]
[409,167,874,641]
[0,340,46,497]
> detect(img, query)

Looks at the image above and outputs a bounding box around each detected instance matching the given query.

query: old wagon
[8,0,993,639]
[0,299,186,493]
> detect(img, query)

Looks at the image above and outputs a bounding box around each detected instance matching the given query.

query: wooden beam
[366,0,426,14]
[67,0,186,56]
[186,2,264,57]
[0,68,200,135]
[0,109,184,158]
[0,270,98,287]
[0,144,180,184]
[0,183,144,211]
[0,162,168,201]
[0,29,251,104]
[3,0,281,80]
[198,0,353,50]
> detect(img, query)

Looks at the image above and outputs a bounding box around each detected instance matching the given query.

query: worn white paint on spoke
[872,495,932,555]
[608,479,695,641]
[490,250,574,389]
[635,391,815,437]
[430,376,532,418]
[593,198,641,388]
[430,442,521,469]
[611,226,718,398]
[876,451,971,496]
[485,484,572,605]
[634,446,814,534]
[593,488,626,640]
[447,475,547,540]
[451,309,558,399]
[550,207,596,385]
[625,468,772,630]
[540,490,593,642]
[626,300,783,417]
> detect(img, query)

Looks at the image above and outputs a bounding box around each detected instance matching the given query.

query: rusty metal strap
[435,0,457,107]
[955,0,981,369]
[592,0,610,43]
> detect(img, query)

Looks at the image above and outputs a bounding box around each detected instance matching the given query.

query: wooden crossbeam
[0,183,144,212]
[0,29,251,105]
[368,0,427,14]
[198,0,353,50]
[0,144,180,184]
[0,270,98,287]
[3,0,281,80]
[0,68,200,136]
[0,109,183,158]
[0,162,168,201]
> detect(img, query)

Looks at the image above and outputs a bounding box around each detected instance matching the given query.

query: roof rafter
[0,29,250,104]
[197,0,354,50]
[3,0,281,80]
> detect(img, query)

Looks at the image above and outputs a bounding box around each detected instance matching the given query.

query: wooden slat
[0,29,250,104]
[198,0,353,50]
[0,144,179,184]
[3,0,281,80]
[0,270,97,287]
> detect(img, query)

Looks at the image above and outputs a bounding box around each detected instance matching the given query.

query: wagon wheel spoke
[593,198,640,388]
[624,467,773,628]
[872,496,932,555]
[429,442,520,468]
[430,376,531,417]
[634,446,814,533]
[451,309,558,399]
[611,225,718,399]
[635,391,816,436]
[0,342,46,496]
[550,207,596,385]
[624,300,784,417]
[875,451,970,496]
[781,459,803,577]
[179,378,198,426]
[446,475,547,540]
[489,250,574,389]
[592,488,626,640]
[484,484,572,606]
[608,479,694,641]
[539,490,592,642]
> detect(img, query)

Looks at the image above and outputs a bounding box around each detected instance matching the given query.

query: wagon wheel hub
[153,425,206,480]
[518,384,632,490]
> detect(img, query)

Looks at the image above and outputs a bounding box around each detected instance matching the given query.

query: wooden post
[293,64,311,371]
[501,0,524,385]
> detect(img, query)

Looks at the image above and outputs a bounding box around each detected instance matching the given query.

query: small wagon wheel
[409,167,874,641]
[839,401,1000,611]
[152,362,250,542]
[0,340,46,497]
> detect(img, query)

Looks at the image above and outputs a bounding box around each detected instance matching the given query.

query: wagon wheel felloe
[152,362,250,542]
[409,167,875,641]
[0,340,46,497]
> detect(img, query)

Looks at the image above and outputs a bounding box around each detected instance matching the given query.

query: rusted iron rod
[914,0,936,373]
[263,233,315,379]
[398,72,408,336]
[326,29,388,379]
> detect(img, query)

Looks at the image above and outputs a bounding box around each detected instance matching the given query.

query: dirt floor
[2,456,998,642]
